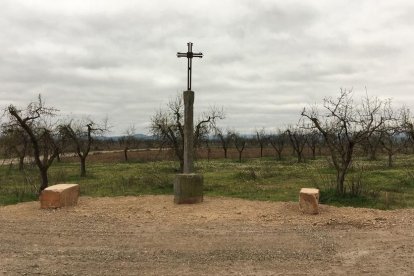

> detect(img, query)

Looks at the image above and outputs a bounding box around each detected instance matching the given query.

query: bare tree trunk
[336,170,346,195]
[388,153,393,167]
[124,147,128,161]
[174,145,184,173]
[270,144,283,160]
[219,136,228,159]
[368,149,377,161]
[40,168,49,194]
[287,129,306,163]
[80,157,86,177]
[311,147,316,160]
[233,134,246,163]
[18,156,24,171]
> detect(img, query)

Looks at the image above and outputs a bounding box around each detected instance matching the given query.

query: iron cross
[177,42,203,91]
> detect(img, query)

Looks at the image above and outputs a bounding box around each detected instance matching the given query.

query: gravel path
[1,195,413,275]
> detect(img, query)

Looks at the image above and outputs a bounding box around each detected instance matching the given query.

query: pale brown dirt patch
[1,195,413,275]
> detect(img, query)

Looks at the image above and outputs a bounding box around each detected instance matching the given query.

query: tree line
[150,89,414,196]
[2,90,414,197]
[1,96,107,193]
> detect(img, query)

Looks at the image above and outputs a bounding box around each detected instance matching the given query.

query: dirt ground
[0,196,413,275]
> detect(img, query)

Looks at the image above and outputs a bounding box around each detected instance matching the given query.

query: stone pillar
[183,90,194,174]
[174,90,203,204]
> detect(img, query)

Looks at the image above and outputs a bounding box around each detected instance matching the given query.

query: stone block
[40,184,80,209]
[299,188,319,214]
[174,173,203,204]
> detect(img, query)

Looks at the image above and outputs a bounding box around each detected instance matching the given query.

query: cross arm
[177,52,203,58]
[192,52,203,58]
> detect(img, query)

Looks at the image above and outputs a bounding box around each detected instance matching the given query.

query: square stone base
[40,184,80,209]
[174,174,203,204]
[299,188,320,215]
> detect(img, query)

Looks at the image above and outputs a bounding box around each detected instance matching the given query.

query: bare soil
[1,196,413,275]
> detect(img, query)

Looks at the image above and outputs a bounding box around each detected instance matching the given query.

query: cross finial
[177,42,203,91]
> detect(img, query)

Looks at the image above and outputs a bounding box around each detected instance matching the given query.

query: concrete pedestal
[174,173,203,204]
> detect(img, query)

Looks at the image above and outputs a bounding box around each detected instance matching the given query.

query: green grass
[1,154,414,209]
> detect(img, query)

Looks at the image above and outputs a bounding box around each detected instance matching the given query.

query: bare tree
[255,128,266,158]
[6,96,61,193]
[1,125,30,170]
[59,119,106,177]
[380,131,405,168]
[151,98,184,170]
[398,107,414,154]
[362,133,382,161]
[302,89,391,194]
[305,129,322,160]
[150,96,224,172]
[286,125,308,163]
[268,129,287,160]
[203,138,212,161]
[231,131,246,162]
[402,107,414,144]
[121,125,137,162]
[214,127,232,159]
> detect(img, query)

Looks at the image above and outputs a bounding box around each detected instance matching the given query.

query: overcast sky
[1,0,413,135]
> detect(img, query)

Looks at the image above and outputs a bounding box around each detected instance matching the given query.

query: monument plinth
[174,173,203,204]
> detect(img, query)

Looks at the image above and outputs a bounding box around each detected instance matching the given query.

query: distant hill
[97,134,155,141]
[133,134,154,140]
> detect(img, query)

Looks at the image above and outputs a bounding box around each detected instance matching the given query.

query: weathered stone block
[174,173,203,204]
[299,188,319,214]
[40,184,80,209]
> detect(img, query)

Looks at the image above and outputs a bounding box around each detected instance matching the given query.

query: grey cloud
[1,0,414,135]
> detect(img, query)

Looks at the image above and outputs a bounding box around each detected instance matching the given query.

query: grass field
[1,150,414,209]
